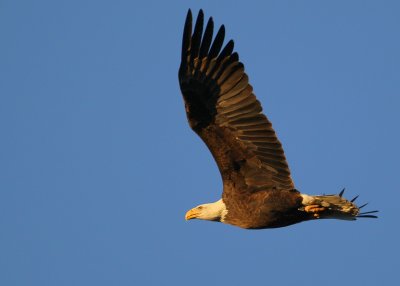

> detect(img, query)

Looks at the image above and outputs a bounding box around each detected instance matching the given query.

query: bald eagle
[178,9,377,229]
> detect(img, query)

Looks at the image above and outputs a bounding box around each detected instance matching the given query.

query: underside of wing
[178,9,295,191]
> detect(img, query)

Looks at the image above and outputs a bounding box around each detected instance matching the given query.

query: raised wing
[178,9,294,191]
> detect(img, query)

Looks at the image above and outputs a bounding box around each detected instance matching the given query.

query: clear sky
[1,1,399,285]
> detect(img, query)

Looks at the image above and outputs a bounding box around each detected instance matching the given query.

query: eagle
[178,9,377,229]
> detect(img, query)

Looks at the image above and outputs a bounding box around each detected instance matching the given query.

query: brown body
[222,188,310,229]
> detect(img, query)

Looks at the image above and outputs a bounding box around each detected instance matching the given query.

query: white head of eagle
[185,199,228,222]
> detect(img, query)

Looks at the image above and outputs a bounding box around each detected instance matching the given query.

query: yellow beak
[185,208,198,220]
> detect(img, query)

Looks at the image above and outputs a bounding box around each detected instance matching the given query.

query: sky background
[1,0,399,285]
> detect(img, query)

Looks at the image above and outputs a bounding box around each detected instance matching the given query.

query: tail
[300,188,378,220]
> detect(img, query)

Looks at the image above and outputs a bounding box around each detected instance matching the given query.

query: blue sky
[1,0,399,285]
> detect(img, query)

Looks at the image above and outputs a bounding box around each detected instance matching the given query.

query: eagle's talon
[305,205,325,213]
[305,205,326,219]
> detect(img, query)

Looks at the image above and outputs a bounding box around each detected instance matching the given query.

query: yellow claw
[304,205,326,218]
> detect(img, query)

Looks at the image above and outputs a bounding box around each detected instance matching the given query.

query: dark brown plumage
[179,9,377,229]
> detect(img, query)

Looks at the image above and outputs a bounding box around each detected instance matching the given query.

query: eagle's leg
[304,205,326,218]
